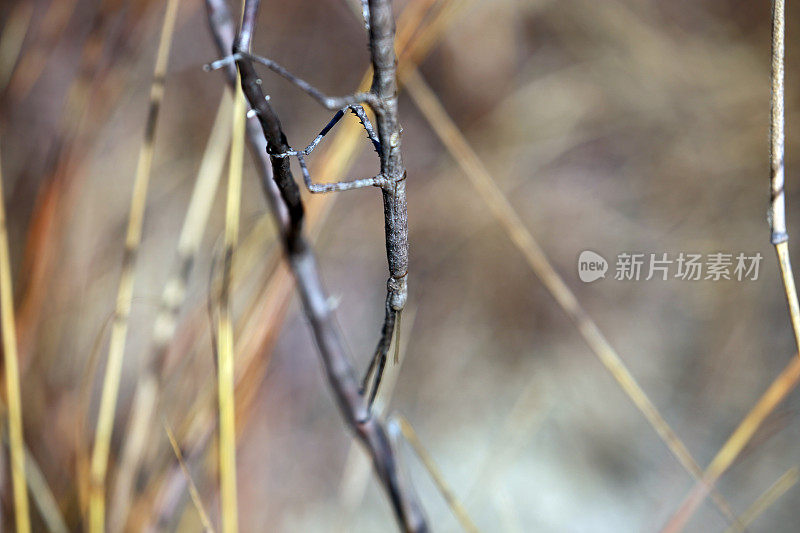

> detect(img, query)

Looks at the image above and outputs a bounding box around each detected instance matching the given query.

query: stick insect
[207,0,407,412]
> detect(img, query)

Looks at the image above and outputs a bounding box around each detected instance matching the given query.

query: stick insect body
[208,2,406,412]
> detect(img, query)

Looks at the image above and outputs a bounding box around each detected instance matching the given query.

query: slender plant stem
[109,89,233,533]
[392,415,480,533]
[142,1,451,525]
[0,145,31,533]
[660,355,800,532]
[205,0,427,529]
[660,3,800,530]
[217,67,246,533]
[402,67,740,525]
[768,0,800,353]
[723,466,798,533]
[88,0,180,529]
[163,419,216,533]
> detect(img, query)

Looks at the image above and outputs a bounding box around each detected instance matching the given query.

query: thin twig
[0,144,31,533]
[142,0,452,524]
[88,0,181,530]
[768,0,800,353]
[336,307,416,532]
[205,0,427,530]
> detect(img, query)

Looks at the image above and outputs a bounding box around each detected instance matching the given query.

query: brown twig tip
[769,0,786,245]
[204,0,427,530]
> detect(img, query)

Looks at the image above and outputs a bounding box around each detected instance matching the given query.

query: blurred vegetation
[2,0,800,531]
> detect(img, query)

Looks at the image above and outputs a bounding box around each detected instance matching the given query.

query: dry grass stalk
[216,64,246,533]
[724,466,798,533]
[402,67,740,524]
[0,145,31,532]
[391,415,480,533]
[661,355,800,532]
[15,2,159,366]
[87,0,181,529]
[163,418,216,533]
[767,0,800,353]
[659,2,800,529]
[18,440,68,533]
[108,90,232,532]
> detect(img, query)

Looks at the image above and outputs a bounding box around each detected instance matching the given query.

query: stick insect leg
[360,0,370,30]
[295,153,385,193]
[348,105,381,155]
[361,295,397,409]
[208,52,380,110]
[274,108,348,159]
[273,105,380,160]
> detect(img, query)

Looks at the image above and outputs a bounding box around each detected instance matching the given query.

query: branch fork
[204,0,425,530]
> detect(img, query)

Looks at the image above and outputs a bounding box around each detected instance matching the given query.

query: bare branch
[204,0,427,530]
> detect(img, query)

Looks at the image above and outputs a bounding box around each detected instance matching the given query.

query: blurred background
[2,0,800,531]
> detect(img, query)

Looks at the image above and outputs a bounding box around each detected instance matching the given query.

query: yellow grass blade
[662,355,800,533]
[0,144,32,533]
[164,418,216,533]
[19,440,69,533]
[775,243,800,353]
[109,89,232,533]
[393,414,480,533]
[75,311,117,516]
[724,466,798,533]
[0,385,67,533]
[88,0,181,530]
[216,67,246,533]
[402,67,738,523]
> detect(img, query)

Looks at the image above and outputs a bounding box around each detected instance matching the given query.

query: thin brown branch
[138,1,452,524]
[205,0,427,530]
